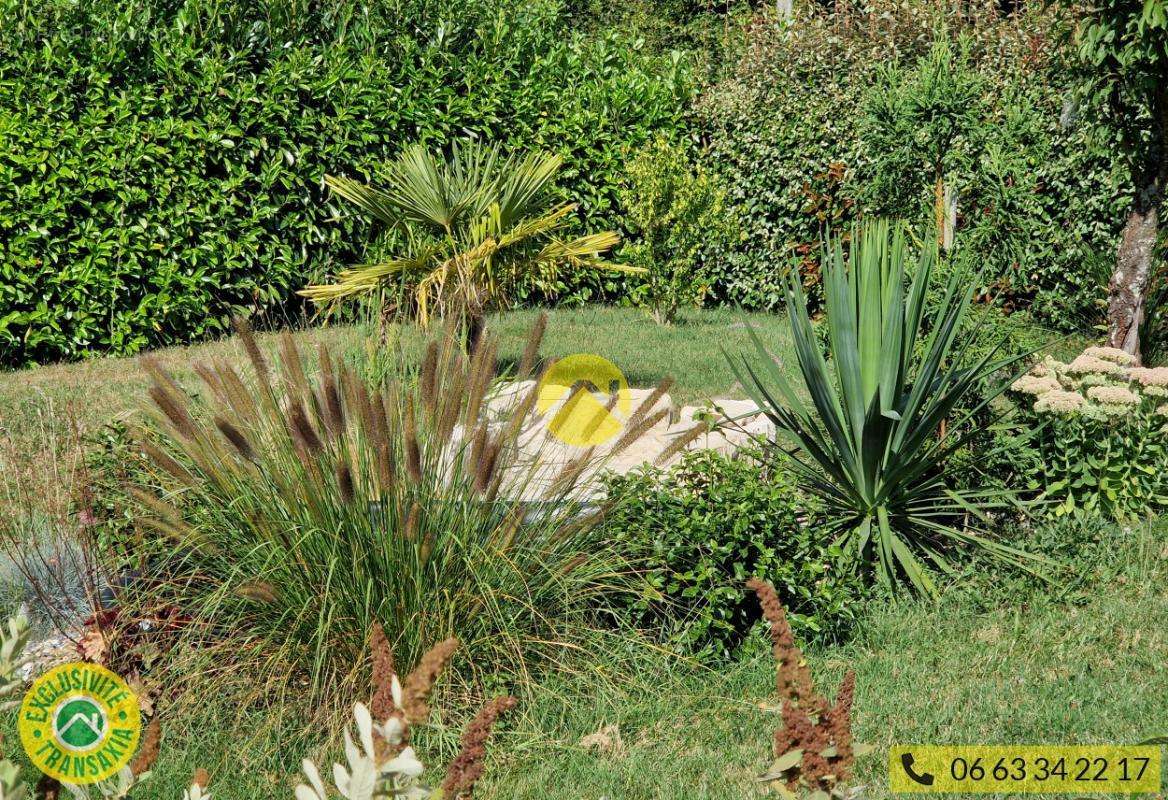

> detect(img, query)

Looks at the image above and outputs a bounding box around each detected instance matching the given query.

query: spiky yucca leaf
[729,220,1044,596]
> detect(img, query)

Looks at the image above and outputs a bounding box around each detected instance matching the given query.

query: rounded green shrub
[602,450,867,660]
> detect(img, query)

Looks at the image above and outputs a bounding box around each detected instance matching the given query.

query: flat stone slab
[476,382,775,500]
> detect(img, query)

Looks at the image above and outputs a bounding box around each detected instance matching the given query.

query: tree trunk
[1108,86,1168,362]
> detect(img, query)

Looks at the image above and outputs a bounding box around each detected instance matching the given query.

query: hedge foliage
[696,2,1130,327]
[0,0,690,366]
[2,0,1148,366]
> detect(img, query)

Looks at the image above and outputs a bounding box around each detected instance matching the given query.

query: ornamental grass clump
[749,579,863,799]
[1010,346,1168,519]
[124,316,660,695]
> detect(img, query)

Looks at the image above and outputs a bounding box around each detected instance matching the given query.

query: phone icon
[901,753,935,786]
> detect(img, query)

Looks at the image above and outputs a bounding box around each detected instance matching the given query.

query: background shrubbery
[0,0,689,366]
[696,2,1129,325]
[1,0,1145,367]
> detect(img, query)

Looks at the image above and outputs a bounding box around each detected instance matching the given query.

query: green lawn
[1,305,1137,800]
[68,519,1164,800]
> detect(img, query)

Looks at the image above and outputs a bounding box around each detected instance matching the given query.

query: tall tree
[1067,0,1168,361]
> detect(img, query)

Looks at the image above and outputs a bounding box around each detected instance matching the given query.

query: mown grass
[62,519,1164,800]
[0,307,788,508]
[0,305,1115,798]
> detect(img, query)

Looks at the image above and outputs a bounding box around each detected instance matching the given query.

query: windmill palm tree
[300,140,641,337]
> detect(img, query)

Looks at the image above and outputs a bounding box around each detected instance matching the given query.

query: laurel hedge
[0,0,691,367]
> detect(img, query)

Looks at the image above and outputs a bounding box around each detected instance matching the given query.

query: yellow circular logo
[19,662,142,785]
[537,353,631,446]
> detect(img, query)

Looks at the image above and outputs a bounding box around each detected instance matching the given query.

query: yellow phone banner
[890,745,1161,794]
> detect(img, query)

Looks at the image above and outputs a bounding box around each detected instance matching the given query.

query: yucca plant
[299,140,642,329]
[126,317,667,694]
[729,220,1040,596]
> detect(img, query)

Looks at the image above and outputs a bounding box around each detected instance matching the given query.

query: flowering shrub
[1010,347,1168,520]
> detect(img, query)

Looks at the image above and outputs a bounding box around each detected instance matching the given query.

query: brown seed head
[401,637,458,724]
[441,695,517,799]
[517,313,547,379]
[232,316,270,387]
[130,718,162,776]
[214,416,255,461]
[369,621,399,721]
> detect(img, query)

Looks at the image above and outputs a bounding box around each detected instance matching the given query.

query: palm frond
[310,140,622,322]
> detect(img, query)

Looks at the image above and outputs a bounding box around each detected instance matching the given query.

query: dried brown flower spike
[401,637,459,724]
[441,695,517,799]
[748,578,863,798]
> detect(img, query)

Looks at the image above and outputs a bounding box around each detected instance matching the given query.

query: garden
[1,0,1167,798]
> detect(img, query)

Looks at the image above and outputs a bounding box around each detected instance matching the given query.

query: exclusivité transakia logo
[19,662,142,784]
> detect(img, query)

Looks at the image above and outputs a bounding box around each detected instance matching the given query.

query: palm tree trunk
[1108,86,1168,362]
[464,311,485,353]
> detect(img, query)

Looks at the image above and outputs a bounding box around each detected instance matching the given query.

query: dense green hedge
[0,0,690,366]
[696,3,1130,328]
[2,0,1144,367]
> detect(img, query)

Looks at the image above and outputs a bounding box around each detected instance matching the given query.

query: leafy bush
[619,137,734,324]
[1010,346,1168,519]
[729,221,1041,597]
[696,2,1128,327]
[124,318,631,692]
[602,450,866,659]
[0,0,691,367]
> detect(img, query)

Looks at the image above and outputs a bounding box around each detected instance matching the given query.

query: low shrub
[601,450,866,660]
[1009,346,1168,520]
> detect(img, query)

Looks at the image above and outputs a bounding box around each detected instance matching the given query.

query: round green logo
[54,697,107,750]
[19,662,142,784]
